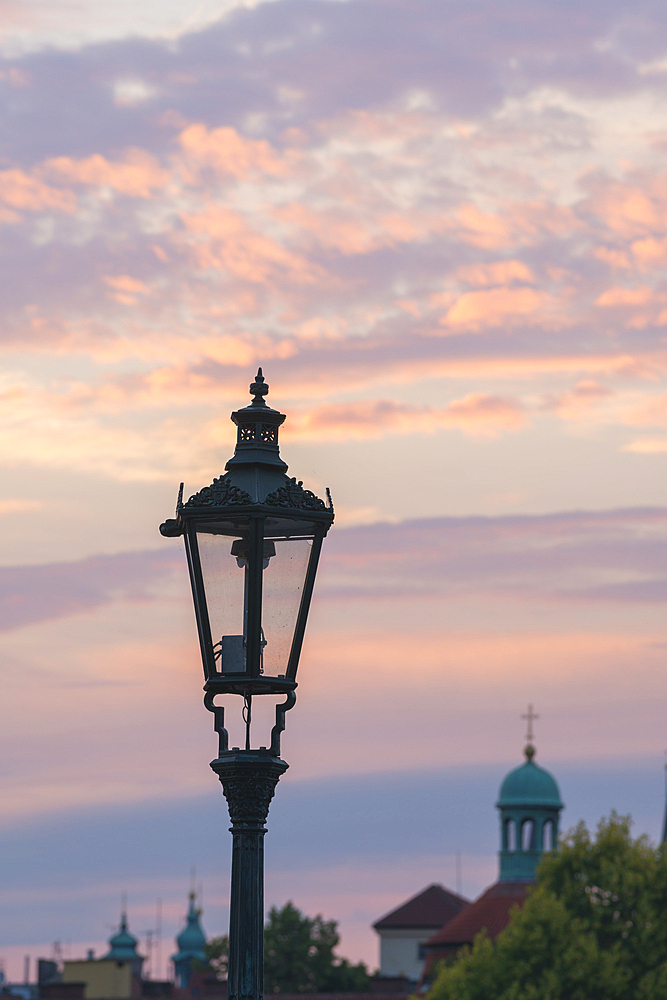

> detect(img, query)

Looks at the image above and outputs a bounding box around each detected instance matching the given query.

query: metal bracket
[205,689,295,758]
[204,690,229,755]
[270,690,296,757]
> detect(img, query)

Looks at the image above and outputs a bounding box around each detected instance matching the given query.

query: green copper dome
[106,917,139,960]
[105,913,143,975]
[497,745,563,809]
[175,897,206,955]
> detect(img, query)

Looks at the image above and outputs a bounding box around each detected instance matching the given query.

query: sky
[3,0,667,981]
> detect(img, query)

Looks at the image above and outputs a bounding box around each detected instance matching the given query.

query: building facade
[373,885,468,983]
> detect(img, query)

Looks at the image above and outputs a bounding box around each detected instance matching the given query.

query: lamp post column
[160,373,333,1000]
[211,749,289,1000]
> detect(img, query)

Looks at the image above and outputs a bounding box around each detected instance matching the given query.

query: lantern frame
[160,370,334,703]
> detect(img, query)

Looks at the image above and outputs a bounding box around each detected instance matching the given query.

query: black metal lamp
[160,369,334,1000]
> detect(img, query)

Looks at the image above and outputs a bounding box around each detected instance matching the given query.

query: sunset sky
[3,0,667,980]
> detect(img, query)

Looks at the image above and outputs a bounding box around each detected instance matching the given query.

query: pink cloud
[0,167,75,216]
[271,201,394,256]
[587,175,667,241]
[317,507,667,605]
[0,549,179,632]
[455,260,536,286]
[631,237,667,271]
[623,438,667,454]
[43,149,168,198]
[451,201,578,250]
[626,391,667,428]
[550,380,615,419]
[102,273,150,305]
[179,205,323,284]
[444,286,554,329]
[596,285,657,307]
[593,246,631,270]
[177,123,287,179]
[285,393,527,441]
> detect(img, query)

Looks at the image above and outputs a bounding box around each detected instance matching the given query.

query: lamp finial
[249,367,269,407]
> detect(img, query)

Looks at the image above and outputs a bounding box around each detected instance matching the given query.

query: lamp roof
[160,369,334,537]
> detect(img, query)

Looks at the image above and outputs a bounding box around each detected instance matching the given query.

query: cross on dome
[521,704,538,744]
[521,703,539,760]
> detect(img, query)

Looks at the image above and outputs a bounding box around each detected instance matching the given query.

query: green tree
[264,901,369,993]
[204,935,229,979]
[427,813,667,1000]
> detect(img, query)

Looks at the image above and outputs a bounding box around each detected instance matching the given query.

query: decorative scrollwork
[211,756,288,829]
[204,691,228,755]
[220,771,281,826]
[264,477,327,511]
[184,476,252,508]
[270,690,296,757]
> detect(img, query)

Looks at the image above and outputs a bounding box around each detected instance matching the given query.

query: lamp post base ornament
[211,749,289,1000]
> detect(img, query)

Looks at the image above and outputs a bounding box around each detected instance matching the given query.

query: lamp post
[160,370,334,1000]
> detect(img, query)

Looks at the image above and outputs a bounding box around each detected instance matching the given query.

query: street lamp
[160,369,334,1000]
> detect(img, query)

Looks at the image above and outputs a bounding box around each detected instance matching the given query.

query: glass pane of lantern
[261,537,312,677]
[196,528,248,674]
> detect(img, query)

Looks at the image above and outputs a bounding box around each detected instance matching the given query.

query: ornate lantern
[160,368,333,748]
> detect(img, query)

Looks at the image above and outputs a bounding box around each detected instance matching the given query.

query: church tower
[172,892,208,988]
[104,909,144,978]
[496,706,563,881]
[418,707,565,984]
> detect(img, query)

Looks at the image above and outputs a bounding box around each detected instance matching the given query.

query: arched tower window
[521,819,534,851]
[505,818,516,851]
[543,819,555,851]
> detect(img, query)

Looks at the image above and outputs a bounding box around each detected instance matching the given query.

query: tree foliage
[204,935,229,979]
[203,903,368,992]
[427,813,667,1000]
[264,901,369,993]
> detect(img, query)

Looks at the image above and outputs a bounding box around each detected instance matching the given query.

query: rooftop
[425,880,531,949]
[373,884,469,931]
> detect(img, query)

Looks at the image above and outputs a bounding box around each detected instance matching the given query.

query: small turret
[496,706,563,881]
[104,910,144,978]
[172,892,208,988]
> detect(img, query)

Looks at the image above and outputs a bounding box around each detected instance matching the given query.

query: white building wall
[378,928,434,981]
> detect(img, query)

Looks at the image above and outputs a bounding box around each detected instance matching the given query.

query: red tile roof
[419,882,531,985]
[373,884,469,931]
[428,881,530,948]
